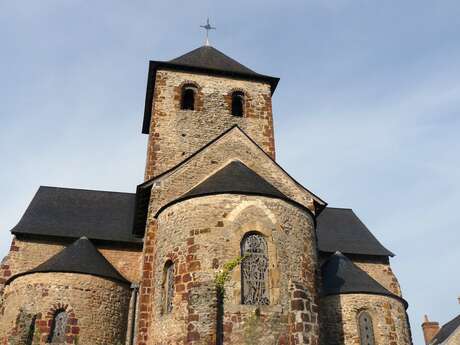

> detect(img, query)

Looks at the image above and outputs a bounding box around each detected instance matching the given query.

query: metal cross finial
[200,18,216,46]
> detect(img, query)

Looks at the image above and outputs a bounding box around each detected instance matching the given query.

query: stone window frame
[177,81,202,112]
[226,88,248,118]
[240,231,270,305]
[161,260,175,315]
[357,309,376,345]
[34,303,79,344]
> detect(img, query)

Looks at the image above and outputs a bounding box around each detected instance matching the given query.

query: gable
[139,126,326,220]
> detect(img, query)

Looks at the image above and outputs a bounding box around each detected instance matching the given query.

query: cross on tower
[200,18,216,46]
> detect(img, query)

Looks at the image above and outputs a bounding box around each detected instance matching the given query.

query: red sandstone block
[183,273,192,283]
[71,326,80,334]
[188,244,200,254]
[187,331,200,342]
[176,284,185,293]
[188,314,199,322]
[187,261,201,272]
[293,290,308,299]
[291,299,304,311]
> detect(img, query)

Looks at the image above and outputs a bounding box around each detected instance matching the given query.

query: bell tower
[142,45,279,180]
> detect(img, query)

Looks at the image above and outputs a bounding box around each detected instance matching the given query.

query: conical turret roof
[183,160,287,200]
[8,237,129,284]
[155,160,299,217]
[321,252,406,307]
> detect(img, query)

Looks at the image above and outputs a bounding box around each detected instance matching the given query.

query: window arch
[231,91,245,117]
[240,232,269,305]
[358,311,376,345]
[47,310,68,344]
[162,260,175,314]
[181,84,197,110]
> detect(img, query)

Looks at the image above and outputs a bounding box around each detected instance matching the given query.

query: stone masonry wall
[148,128,319,218]
[141,194,319,345]
[144,69,275,180]
[320,294,411,345]
[0,273,131,345]
[444,329,460,345]
[352,258,402,296]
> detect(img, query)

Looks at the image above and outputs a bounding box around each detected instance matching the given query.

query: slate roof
[11,186,141,244]
[142,46,279,133]
[155,160,295,216]
[431,314,460,345]
[170,46,259,76]
[8,237,130,284]
[183,160,287,200]
[321,252,407,307]
[316,207,394,257]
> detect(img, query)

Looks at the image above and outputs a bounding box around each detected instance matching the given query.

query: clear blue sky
[1,1,459,344]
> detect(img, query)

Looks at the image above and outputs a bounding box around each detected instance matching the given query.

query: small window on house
[162,261,175,314]
[241,233,269,305]
[231,91,244,117]
[358,311,375,345]
[181,85,197,110]
[47,310,68,344]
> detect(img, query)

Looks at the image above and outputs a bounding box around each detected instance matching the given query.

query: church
[0,42,413,345]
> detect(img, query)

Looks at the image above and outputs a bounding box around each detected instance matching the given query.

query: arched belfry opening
[181,84,197,110]
[231,91,244,117]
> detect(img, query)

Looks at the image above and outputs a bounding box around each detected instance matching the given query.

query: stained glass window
[241,233,269,305]
[163,261,175,313]
[358,311,375,345]
[48,310,68,344]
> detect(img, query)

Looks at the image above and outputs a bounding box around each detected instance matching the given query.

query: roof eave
[141,61,280,134]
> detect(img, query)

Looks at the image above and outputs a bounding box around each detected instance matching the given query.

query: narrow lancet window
[241,233,269,305]
[231,91,244,117]
[358,311,375,345]
[181,85,197,110]
[47,310,68,344]
[162,261,175,313]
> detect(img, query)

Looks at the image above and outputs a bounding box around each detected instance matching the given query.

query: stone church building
[0,44,413,345]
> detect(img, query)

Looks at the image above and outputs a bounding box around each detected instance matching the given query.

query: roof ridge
[39,185,135,195]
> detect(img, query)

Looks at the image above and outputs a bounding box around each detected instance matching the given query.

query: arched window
[231,91,244,117]
[241,233,269,305]
[181,85,197,110]
[162,261,175,314]
[358,311,375,345]
[47,310,68,344]
[26,315,37,345]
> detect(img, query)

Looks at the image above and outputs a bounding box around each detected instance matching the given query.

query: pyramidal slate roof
[11,186,141,245]
[8,237,129,284]
[142,46,279,133]
[316,207,394,257]
[156,161,292,216]
[321,252,407,307]
[169,45,258,76]
[430,314,460,345]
